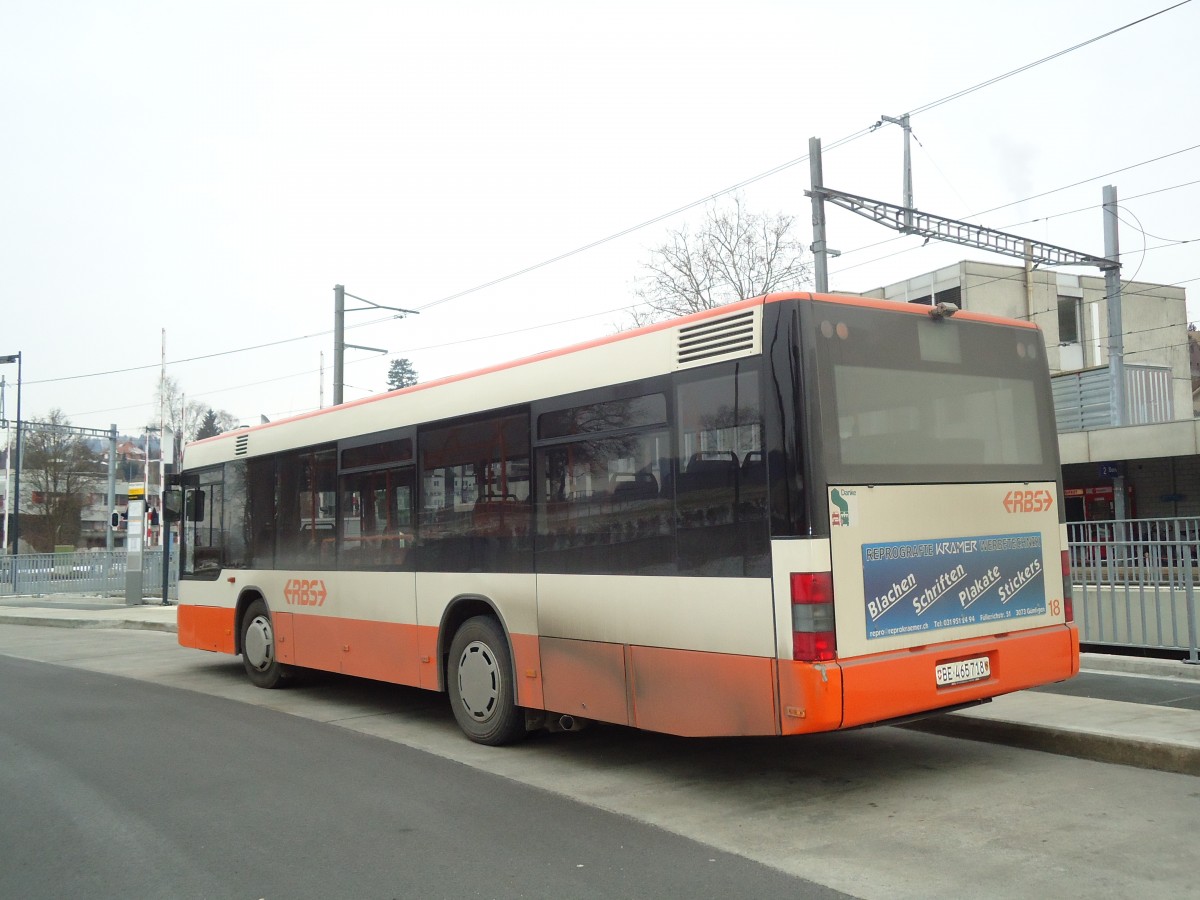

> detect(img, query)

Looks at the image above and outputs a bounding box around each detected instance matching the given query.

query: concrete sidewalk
[906,654,1200,776]
[0,595,178,633]
[2,595,1198,776]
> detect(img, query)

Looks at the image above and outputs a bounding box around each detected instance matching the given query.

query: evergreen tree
[387,358,419,391]
[195,409,222,439]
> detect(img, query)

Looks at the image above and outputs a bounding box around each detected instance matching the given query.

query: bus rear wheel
[447,616,527,745]
[241,599,292,689]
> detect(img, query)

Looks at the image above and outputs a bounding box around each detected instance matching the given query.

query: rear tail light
[791,572,836,661]
[1060,550,1074,623]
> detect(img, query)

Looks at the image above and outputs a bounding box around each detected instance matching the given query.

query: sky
[2,0,1198,438]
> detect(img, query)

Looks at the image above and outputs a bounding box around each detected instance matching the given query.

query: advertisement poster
[861,532,1046,640]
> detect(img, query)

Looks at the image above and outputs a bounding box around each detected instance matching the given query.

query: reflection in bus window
[183,466,224,578]
[675,365,769,576]
[276,446,337,569]
[340,467,415,570]
[419,412,531,573]
[538,429,673,575]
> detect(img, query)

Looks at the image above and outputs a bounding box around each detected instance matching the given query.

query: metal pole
[161,513,172,605]
[333,284,345,405]
[900,115,912,232]
[106,425,116,552]
[1,375,8,556]
[1103,185,1125,427]
[12,352,21,568]
[1103,186,1127,525]
[160,329,167,528]
[809,137,829,293]
[879,114,914,232]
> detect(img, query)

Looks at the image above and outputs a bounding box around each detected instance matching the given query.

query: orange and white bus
[176,292,1078,744]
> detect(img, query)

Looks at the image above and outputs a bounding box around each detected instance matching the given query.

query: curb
[1082,653,1200,682]
[903,711,1200,777]
[0,613,178,634]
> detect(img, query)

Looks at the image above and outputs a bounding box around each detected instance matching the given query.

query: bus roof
[184,291,1038,465]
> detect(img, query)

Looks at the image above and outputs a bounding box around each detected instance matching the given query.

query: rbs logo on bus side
[1003,489,1054,513]
[284,578,327,606]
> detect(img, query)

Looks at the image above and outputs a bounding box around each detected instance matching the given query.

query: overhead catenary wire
[44,149,1200,398]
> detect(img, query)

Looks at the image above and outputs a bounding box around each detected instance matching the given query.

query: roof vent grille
[675,308,759,369]
[234,434,249,457]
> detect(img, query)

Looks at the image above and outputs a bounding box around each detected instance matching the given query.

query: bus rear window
[810,302,1059,484]
[832,366,1042,467]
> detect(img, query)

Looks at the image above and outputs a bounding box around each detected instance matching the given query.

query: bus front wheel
[447,616,527,745]
[241,599,292,689]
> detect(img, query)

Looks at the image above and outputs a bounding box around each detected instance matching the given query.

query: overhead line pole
[808,137,832,293]
[334,284,345,406]
[333,284,419,406]
[1102,184,1128,524]
[879,114,914,233]
[1102,185,1126,427]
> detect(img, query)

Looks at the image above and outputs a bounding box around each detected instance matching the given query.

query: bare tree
[630,195,812,326]
[22,409,103,550]
[156,375,238,441]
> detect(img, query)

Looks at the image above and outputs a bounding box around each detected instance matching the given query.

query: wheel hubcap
[245,615,274,672]
[457,640,499,721]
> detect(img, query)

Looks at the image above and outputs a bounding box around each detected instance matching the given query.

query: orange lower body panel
[629,645,778,736]
[509,632,545,710]
[538,637,778,736]
[777,658,846,734]
[836,623,1079,729]
[540,637,631,725]
[177,605,236,654]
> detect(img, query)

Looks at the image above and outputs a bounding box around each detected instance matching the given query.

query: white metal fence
[1068,518,1199,662]
[0,548,177,601]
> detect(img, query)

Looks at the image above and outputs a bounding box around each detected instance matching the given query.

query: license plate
[935,655,991,687]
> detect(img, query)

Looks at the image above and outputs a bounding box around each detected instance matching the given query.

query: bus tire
[241,599,292,689]
[447,615,527,745]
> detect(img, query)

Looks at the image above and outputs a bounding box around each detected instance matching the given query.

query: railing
[1068,518,1199,662]
[0,548,178,602]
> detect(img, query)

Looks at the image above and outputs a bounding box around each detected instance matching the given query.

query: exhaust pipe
[548,713,589,733]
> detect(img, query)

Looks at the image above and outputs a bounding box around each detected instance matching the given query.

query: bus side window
[340,467,415,571]
[418,411,532,574]
[675,365,769,577]
[535,431,673,576]
[276,446,337,569]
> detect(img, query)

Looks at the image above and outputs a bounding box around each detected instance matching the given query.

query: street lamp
[0,352,21,573]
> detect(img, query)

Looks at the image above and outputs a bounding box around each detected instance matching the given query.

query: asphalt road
[0,653,841,899]
[2,625,1199,899]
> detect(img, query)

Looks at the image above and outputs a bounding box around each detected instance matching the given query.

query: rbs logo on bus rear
[1003,489,1053,513]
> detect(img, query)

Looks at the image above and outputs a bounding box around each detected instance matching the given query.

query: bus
[176,291,1078,744]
